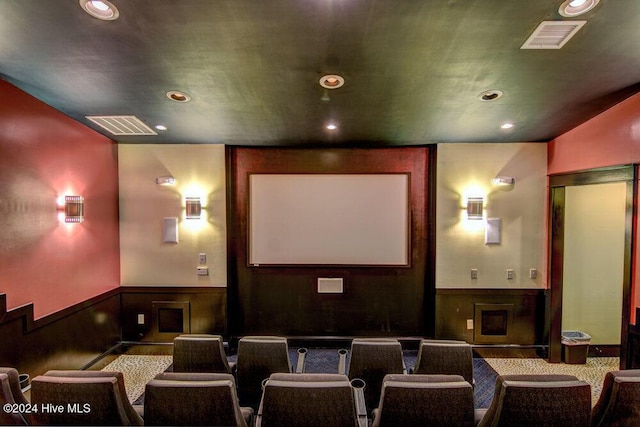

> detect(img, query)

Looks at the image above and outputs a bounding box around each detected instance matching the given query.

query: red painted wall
[548,93,640,174]
[0,79,120,319]
[548,92,640,323]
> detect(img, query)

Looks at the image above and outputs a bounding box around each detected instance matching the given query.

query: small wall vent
[86,115,157,136]
[521,21,586,50]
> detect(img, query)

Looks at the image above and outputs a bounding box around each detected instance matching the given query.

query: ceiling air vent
[521,21,586,49]
[86,115,157,136]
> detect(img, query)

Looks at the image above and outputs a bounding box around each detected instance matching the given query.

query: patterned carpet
[101,354,173,403]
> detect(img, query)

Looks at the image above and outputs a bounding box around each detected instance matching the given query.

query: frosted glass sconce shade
[185,197,202,219]
[467,197,483,220]
[64,196,84,223]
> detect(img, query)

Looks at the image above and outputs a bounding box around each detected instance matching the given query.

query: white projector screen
[249,174,410,266]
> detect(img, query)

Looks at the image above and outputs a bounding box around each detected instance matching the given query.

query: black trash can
[561,330,591,364]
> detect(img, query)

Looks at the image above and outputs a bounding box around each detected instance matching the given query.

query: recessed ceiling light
[478,90,503,102]
[559,0,600,17]
[501,123,515,130]
[326,123,338,130]
[79,0,119,21]
[319,75,345,90]
[155,125,168,131]
[166,90,191,103]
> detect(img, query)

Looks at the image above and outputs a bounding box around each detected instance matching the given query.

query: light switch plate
[506,269,514,280]
[466,319,474,330]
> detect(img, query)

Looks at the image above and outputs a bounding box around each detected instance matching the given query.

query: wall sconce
[467,197,483,220]
[185,197,202,219]
[64,196,84,223]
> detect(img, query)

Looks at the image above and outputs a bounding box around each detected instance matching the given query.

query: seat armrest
[133,404,144,419]
[474,408,487,426]
[295,348,308,373]
[338,349,348,375]
[351,378,367,427]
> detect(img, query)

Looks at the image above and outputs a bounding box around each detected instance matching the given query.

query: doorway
[548,166,634,367]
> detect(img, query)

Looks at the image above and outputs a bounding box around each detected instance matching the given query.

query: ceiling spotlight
[501,123,515,130]
[559,0,600,17]
[79,0,119,20]
[326,123,338,130]
[478,90,503,102]
[166,90,191,103]
[319,75,345,90]
[155,176,177,186]
[492,176,515,186]
[155,125,168,131]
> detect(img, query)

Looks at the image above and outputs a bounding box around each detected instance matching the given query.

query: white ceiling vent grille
[86,115,157,135]
[521,21,586,49]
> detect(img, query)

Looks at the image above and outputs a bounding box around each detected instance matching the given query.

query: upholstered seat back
[43,370,143,425]
[144,373,249,427]
[236,336,292,406]
[347,338,405,412]
[372,374,475,427]
[591,369,640,427]
[413,339,474,385]
[479,374,582,427]
[173,334,232,373]
[30,375,130,426]
[0,373,26,425]
[257,373,358,427]
[0,368,28,405]
[479,376,591,427]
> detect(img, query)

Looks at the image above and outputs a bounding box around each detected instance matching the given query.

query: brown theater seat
[144,372,252,426]
[477,374,591,427]
[30,375,134,426]
[173,334,235,374]
[591,369,640,427]
[256,373,366,427]
[372,374,477,427]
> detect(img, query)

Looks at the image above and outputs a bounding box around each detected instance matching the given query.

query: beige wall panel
[436,143,547,289]
[562,183,625,344]
[118,144,227,287]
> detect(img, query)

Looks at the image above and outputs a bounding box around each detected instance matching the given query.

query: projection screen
[248,174,410,266]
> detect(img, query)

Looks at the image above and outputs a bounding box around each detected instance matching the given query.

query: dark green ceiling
[1,0,639,145]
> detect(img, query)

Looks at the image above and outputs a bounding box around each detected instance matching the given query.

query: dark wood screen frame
[226,147,433,338]
[548,165,635,366]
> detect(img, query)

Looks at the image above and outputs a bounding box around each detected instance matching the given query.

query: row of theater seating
[2,366,640,426]
[173,335,475,410]
[1,334,639,426]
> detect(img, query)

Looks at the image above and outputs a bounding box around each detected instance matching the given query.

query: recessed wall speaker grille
[86,115,157,135]
[521,21,586,49]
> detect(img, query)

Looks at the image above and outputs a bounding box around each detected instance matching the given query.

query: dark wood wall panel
[227,147,430,337]
[1,287,227,379]
[120,287,226,341]
[435,289,545,345]
[0,291,120,378]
